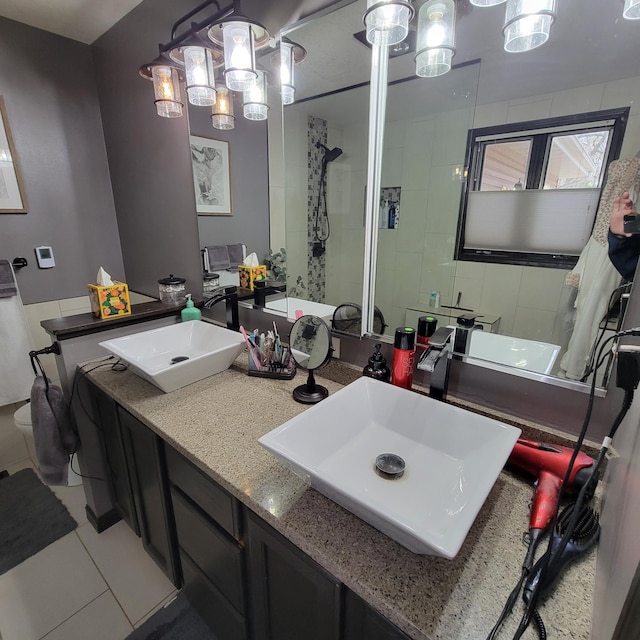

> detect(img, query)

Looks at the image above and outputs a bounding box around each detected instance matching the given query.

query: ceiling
[0,0,144,44]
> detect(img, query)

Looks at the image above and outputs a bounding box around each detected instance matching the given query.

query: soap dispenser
[363,343,391,382]
[181,294,201,322]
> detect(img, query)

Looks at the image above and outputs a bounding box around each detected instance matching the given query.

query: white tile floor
[0,433,177,640]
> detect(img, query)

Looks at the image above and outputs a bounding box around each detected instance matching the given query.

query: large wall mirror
[281,0,640,391]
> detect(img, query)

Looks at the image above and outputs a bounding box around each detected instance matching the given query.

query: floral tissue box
[88,282,131,319]
[238,265,267,290]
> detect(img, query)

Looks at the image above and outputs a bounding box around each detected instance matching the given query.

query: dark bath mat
[0,467,77,575]
[125,592,217,640]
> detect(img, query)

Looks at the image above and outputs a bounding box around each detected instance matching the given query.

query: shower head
[315,141,343,163]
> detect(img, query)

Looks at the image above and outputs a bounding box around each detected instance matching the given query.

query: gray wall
[190,106,270,263]
[0,17,123,304]
[90,0,339,298]
[91,0,201,299]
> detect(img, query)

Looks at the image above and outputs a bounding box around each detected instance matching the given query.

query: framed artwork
[190,135,232,215]
[0,97,27,213]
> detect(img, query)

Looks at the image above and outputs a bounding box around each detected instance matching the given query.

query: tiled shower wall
[307,116,328,302]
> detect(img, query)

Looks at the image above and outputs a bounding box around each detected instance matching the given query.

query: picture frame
[0,97,27,213]
[190,135,232,215]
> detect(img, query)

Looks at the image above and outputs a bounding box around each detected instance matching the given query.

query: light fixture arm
[170,0,221,40]
[158,1,234,57]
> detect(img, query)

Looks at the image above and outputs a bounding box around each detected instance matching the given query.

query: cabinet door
[343,589,412,640]
[246,510,341,640]
[90,385,139,534]
[117,406,179,586]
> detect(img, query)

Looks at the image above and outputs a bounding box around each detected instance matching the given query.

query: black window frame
[455,107,630,269]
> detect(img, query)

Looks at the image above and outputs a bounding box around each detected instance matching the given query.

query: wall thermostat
[35,246,55,269]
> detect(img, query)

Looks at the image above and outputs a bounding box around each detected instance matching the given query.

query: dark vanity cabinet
[86,382,178,585]
[245,510,342,640]
[165,446,249,640]
[116,406,179,586]
[89,385,139,535]
[343,590,412,640]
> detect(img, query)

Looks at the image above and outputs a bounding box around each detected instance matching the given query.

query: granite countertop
[84,360,595,640]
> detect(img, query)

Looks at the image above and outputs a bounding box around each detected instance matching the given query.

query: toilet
[14,403,83,486]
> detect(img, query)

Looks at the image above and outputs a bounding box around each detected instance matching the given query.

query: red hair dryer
[507,438,594,534]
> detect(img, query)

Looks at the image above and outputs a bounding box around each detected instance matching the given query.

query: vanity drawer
[165,445,241,540]
[180,549,247,640]
[171,486,245,613]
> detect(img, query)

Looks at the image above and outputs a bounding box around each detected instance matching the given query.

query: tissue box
[88,282,131,319]
[238,265,267,290]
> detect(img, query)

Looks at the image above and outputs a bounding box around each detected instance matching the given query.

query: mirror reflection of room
[273,0,640,388]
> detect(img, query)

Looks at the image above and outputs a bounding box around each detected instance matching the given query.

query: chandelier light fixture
[363,0,640,77]
[415,0,456,78]
[279,40,296,105]
[211,85,235,130]
[364,0,415,46]
[243,70,269,121]
[139,0,306,123]
[502,0,556,53]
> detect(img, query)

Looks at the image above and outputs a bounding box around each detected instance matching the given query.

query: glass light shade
[211,85,235,130]
[415,0,456,77]
[151,65,183,118]
[470,0,506,5]
[280,41,295,105]
[184,46,216,107]
[503,0,555,53]
[364,0,413,46]
[243,70,268,121]
[623,0,640,19]
[222,21,258,92]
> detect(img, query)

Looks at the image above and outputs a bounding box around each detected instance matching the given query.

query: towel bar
[11,257,27,269]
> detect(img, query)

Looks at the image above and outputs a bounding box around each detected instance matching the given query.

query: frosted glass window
[465,189,599,255]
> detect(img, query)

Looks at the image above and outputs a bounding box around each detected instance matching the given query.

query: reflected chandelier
[365,0,639,78]
[139,0,306,129]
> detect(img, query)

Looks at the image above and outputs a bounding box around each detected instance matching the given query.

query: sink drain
[170,356,190,365]
[374,453,405,479]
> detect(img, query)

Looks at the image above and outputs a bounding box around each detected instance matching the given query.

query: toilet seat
[14,403,32,429]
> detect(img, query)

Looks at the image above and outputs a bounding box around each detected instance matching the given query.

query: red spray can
[391,327,416,389]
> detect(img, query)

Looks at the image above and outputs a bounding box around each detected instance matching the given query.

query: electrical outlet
[332,336,341,359]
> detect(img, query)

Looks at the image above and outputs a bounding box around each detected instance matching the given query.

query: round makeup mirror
[289,315,333,404]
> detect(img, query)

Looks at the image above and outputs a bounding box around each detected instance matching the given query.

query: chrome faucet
[203,285,239,331]
[417,326,454,401]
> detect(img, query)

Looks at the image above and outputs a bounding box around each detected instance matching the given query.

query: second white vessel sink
[259,377,520,558]
[99,321,245,393]
[468,330,561,375]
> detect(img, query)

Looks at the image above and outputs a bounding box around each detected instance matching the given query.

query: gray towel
[227,244,245,268]
[30,377,79,486]
[0,260,17,298]
[206,245,230,271]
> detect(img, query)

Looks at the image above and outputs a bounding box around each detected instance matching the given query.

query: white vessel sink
[265,296,336,323]
[468,330,561,375]
[99,321,245,393]
[259,377,520,558]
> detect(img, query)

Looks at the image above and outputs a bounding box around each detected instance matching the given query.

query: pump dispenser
[363,343,391,382]
[181,294,201,322]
